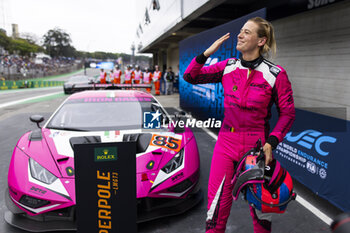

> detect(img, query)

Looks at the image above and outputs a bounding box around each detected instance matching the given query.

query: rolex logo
[95,147,117,162]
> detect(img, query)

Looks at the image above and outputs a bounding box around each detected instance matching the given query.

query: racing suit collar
[239,54,264,69]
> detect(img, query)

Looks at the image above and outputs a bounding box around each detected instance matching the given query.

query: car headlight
[29,158,58,184]
[161,149,184,174]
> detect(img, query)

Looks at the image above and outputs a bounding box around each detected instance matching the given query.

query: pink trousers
[205,131,272,233]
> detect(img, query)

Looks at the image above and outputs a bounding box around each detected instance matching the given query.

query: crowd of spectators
[0,53,81,80]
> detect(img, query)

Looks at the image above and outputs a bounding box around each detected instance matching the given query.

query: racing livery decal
[150,135,182,152]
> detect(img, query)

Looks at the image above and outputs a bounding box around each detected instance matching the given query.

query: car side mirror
[151,102,161,111]
[30,115,44,128]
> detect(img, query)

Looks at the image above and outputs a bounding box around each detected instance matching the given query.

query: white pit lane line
[0,91,62,109]
[173,107,333,226]
[0,86,62,96]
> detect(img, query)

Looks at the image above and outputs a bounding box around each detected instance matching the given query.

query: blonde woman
[184,17,295,233]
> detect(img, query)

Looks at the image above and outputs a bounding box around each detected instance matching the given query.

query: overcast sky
[1,0,145,54]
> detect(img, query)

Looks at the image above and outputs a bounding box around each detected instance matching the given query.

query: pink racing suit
[184,54,295,233]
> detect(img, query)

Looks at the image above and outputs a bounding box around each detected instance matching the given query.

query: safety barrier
[0,80,64,90]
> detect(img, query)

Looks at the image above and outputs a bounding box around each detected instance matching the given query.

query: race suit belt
[223,123,235,132]
[222,123,266,136]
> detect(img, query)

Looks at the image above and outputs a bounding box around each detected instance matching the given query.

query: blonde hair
[248,17,276,58]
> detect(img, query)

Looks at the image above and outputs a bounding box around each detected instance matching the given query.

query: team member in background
[184,17,295,233]
[109,69,114,83]
[134,65,143,84]
[152,65,162,95]
[164,66,175,95]
[107,70,113,83]
[113,65,122,84]
[143,67,152,93]
[173,65,180,93]
[99,69,107,84]
[160,67,165,94]
[124,65,134,84]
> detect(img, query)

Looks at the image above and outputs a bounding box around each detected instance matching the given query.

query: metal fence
[0,62,83,80]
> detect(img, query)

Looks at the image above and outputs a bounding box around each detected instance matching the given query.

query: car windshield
[46,97,167,131]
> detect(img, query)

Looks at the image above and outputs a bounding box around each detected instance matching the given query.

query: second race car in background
[63,75,96,94]
[63,75,153,94]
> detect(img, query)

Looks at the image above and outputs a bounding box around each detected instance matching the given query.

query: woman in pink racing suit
[184,17,295,233]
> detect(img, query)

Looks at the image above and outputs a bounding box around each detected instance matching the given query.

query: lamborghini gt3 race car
[5,90,202,232]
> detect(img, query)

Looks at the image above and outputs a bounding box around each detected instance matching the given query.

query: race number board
[74,142,137,233]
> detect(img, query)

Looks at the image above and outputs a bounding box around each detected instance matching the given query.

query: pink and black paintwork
[5,90,202,232]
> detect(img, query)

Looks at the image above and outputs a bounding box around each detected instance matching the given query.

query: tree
[10,38,42,56]
[43,28,75,57]
[61,45,77,58]
[0,31,43,56]
[0,31,11,51]
[20,32,40,44]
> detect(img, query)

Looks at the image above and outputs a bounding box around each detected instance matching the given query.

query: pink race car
[5,90,202,232]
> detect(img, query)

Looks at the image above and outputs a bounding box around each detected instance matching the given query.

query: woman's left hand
[263,143,273,165]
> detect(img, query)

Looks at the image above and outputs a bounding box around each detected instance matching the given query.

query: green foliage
[9,38,42,56]
[0,27,151,62]
[0,31,43,55]
[0,31,10,50]
[43,27,75,57]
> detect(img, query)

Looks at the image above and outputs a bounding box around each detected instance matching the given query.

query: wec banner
[271,108,350,211]
[74,142,137,233]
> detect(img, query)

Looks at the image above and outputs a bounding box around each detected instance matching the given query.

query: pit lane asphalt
[0,89,331,232]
